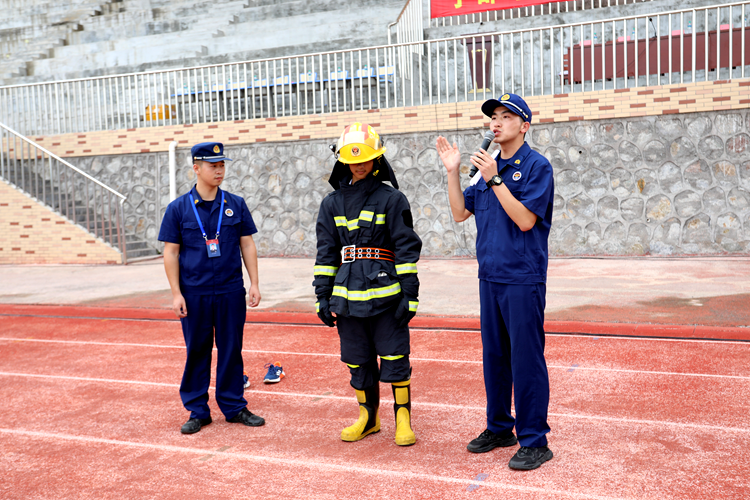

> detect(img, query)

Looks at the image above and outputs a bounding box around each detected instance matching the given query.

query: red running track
[0,307,749,499]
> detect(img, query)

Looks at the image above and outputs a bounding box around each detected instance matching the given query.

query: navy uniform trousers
[480,280,551,448]
[179,289,247,420]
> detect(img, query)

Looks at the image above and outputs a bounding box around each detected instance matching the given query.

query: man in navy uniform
[159,142,265,434]
[437,94,555,470]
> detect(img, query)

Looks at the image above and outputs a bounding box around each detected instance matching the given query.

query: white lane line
[545,366,750,381]
[2,337,748,380]
[0,427,634,500]
[1,371,748,435]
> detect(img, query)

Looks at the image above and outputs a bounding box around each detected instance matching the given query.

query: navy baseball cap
[191,142,232,163]
[481,93,532,123]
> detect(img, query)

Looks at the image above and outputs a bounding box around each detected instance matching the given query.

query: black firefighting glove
[316,296,336,328]
[394,295,417,328]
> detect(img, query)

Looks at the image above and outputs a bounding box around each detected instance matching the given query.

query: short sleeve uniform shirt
[464,142,555,284]
[158,186,257,295]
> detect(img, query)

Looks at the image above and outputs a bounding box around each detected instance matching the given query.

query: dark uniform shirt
[158,186,257,295]
[464,142,555,284]
[314,176,422,318]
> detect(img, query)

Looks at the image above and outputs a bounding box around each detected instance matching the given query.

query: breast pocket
[180,221,205,248]
[475,187,490,211]
[220,217,242,245]
[357,205,377,228]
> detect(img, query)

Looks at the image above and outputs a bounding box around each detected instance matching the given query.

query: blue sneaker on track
[263,362,285,384]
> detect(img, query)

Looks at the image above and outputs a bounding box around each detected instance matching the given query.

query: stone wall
[70,108,750,257]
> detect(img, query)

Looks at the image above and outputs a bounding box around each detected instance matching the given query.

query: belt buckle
[342,244,355,263]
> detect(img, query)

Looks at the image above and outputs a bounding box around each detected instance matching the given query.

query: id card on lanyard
[189,191,225,258]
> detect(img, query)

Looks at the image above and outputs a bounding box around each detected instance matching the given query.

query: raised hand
[436,136,461,174]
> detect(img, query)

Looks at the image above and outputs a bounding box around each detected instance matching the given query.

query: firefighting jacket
[314,174,422,318]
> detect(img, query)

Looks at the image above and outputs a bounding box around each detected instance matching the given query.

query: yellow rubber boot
[392,380,416,446]
[341,385,380,442]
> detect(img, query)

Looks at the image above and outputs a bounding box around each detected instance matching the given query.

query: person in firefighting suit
[313,122,422,446]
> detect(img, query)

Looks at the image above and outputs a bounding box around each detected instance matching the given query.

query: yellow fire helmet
[334,122,386,164]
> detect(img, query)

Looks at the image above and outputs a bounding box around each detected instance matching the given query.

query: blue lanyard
[188,190,224,241]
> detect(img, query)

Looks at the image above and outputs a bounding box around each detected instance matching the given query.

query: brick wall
[0,179,122,264]
[8,79,749,158]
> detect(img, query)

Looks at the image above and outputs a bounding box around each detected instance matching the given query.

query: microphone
[469,130,496,178]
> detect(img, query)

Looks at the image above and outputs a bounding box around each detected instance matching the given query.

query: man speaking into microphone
[436,93,555,470]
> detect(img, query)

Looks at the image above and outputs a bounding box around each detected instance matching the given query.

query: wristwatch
[486,174,503,188]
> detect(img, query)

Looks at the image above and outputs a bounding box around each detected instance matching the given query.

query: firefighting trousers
[336,304,411,389]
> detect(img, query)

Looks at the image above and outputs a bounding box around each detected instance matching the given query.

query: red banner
[431,0,561,19]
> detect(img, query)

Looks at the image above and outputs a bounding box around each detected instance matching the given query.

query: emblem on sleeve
[513,171,522,181]
[225,208,234,217]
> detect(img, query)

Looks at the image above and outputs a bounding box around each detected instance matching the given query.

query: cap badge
[501,94,510,101]
[351,146,361,157]
[513,171,522,181]
[225,208,234,217]
[213,145,221,153]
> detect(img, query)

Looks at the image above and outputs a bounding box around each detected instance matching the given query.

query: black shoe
[509,446,554,470]
[227,407,265,427]
[467,429,518,453]
[180,416,212,434]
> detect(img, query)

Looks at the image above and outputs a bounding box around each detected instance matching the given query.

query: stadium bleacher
[2,0,405,85]
[0,0,109,82]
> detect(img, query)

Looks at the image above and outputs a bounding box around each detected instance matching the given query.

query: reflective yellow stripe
[314,265,338,276]
[395,387,409,404]
[409,301,418,312]
[347,363,360,369]
[332,283,402,301]
[392,380,411,387]
[315,301,320,312]
[380,355,404,360]
[355,388,366,403]
[333,213,387,231]
[395,263,418,275]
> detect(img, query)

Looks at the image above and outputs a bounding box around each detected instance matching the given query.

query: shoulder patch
[402,209,414,228]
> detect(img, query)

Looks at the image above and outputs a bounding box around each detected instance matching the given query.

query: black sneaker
[467,429,518,453]
[227,407,265,427]
[508,446,554,470]
[180,416,212,434]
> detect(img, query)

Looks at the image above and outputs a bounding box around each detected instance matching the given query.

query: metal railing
[389,0,426,80]
[0,121,128,262]
[430,0,655,27]
[0,1,747,137]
